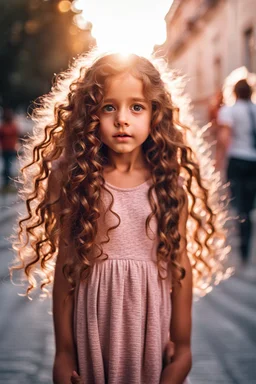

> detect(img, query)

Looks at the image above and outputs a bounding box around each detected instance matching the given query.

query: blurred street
[0,156,255,384]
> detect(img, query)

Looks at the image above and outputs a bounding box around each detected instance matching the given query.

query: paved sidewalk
[0,190,21,250]
[0,153,21,223]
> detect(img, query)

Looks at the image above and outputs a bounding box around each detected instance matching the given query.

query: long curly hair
[10,50,231,298]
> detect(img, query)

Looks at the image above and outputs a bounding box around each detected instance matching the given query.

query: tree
[0,0,95,109]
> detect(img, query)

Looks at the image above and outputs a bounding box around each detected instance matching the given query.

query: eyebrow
[103,97,148,103]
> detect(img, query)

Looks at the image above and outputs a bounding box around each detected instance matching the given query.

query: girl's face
[98,73,152,156]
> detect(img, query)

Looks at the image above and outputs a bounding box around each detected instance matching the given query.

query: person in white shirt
[217,79,256,264]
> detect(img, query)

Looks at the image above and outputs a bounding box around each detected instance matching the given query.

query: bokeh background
[0,1,256,383]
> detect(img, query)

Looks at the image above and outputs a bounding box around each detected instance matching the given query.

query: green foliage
[0,0,95,109]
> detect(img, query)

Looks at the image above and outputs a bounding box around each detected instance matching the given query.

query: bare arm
[215,124,231,171]
[52,240,78,384]
[161,191,193,384]
[48,169,78,384]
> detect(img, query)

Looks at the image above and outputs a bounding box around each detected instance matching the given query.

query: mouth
[113,133,132,138]
[113,133,132,142]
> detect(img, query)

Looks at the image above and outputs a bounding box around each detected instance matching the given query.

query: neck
[106,148,147,173]
[236,97,251,102]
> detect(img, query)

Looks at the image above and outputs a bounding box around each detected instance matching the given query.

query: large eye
[102,104,115,112]
[132,104,144,112]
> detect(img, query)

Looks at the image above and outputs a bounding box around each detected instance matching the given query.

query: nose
[114,108,129,127]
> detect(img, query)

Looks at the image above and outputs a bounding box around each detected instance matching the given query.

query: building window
[244,27,254,71]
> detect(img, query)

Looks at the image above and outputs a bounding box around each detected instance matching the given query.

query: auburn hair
[10,50,230,297]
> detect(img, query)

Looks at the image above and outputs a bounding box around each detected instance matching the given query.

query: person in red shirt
[0,108,19,190]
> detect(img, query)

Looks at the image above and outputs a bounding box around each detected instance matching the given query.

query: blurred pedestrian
[208,90,225,170]
[217,79,256,264]
[11,52,228,384]
[208,89,223,139]
[0,108,18,192]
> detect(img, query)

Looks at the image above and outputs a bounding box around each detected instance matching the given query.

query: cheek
[144,111,152,128]
[98,123,106,141]
[99,128,108,143]
[137,126,150,142]
[98,121,113,146]
[142,116,151,136]
[99,114,113,127]
[99,117,110,134]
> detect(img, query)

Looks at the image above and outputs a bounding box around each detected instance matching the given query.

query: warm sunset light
[58,0,72,13]
[71,0,173,56]
[222,66,256,105]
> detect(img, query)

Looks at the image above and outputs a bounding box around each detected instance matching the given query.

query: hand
[70,371,84,384]
[163,340,175,367]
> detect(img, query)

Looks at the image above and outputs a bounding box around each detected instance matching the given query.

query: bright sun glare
[71,0,173,56]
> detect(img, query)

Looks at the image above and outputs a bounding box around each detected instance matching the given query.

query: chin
[112,146,132,154]
[116,149,131,154]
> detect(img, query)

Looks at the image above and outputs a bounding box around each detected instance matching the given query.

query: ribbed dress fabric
[74,179,189,384]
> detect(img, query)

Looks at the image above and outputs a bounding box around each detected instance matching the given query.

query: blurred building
[161,0,256,124]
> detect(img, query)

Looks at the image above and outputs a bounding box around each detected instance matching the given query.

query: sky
[71,0,174,55]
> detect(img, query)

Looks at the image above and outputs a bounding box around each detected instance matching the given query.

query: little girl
[11,51,229,384]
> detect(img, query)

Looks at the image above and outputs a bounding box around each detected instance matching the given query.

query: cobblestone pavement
[190,264,256,384]
[0,191,256,383]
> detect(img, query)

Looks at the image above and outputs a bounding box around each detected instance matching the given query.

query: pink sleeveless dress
[74,180,188,384]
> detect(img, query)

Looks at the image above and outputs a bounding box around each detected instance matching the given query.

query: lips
[113,132,131,137]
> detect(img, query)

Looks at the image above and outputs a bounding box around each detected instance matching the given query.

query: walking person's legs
[2,151,11,188]
[1,150,16,189]
[227,158,256,264]
[239,174,256,263]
